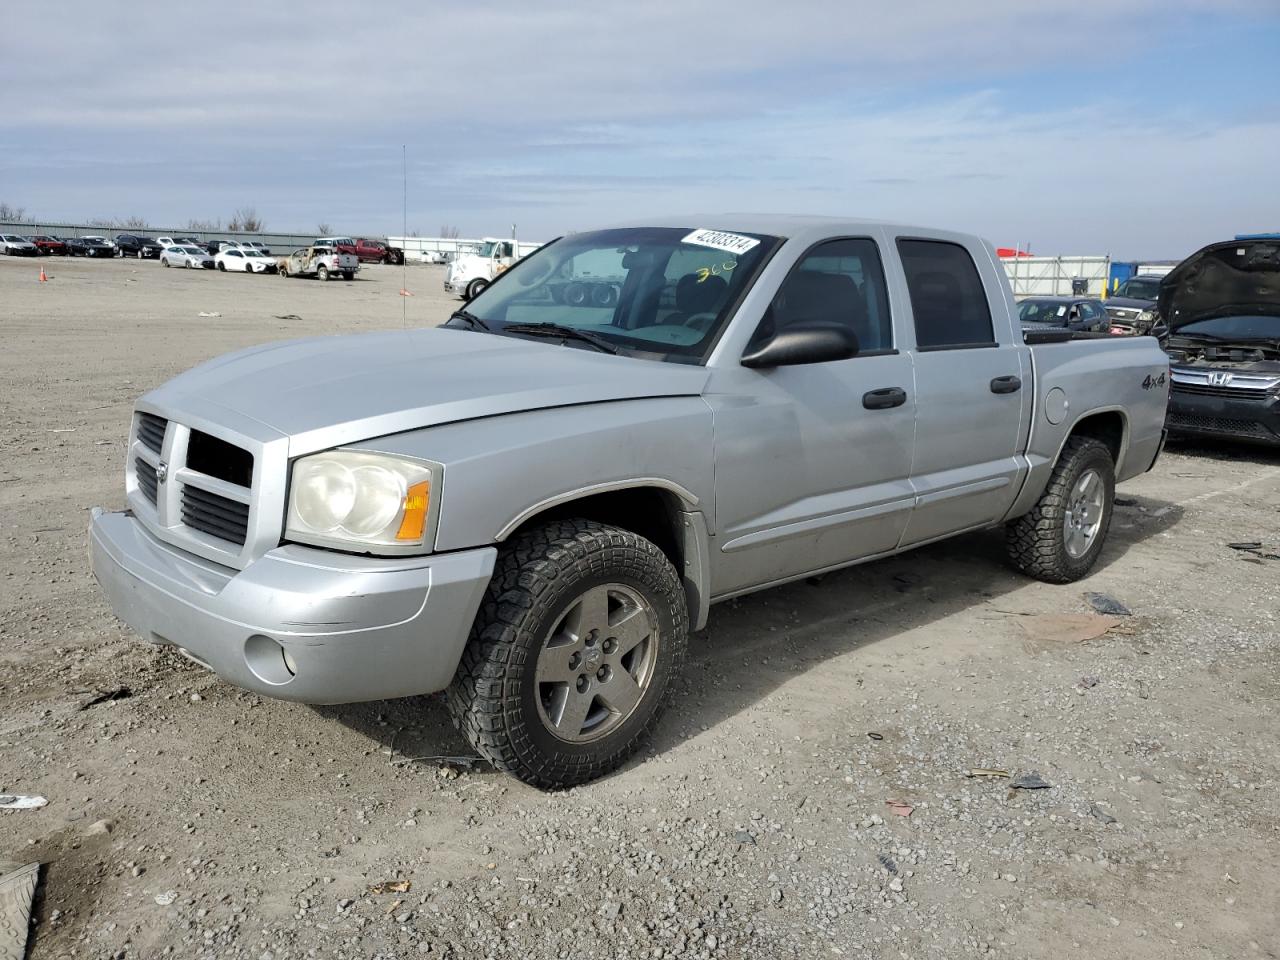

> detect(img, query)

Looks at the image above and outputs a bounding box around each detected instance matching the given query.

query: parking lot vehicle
[278,245,358,280]
[241,240,271,255]
[1018,296,1109,334]
[26,235,68,255]
[1105,274,1162,334]
[0,234,40,256]
[114,233,164,259]
[161,245,216,269]
[348,237,399,264]
[65,236,116,258]
[1162,238,1280,446]
[313,236,358,255]
[215,248,277,273]
[444,237,542,299]
[88,216,1169,788]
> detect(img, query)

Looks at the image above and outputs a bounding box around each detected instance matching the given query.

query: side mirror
[741,321,859,369]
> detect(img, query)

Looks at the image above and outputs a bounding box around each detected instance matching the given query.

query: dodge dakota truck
[89,216,1170,788]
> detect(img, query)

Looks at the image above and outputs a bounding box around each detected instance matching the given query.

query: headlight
[285,451,438,554]
[1138,309,1155,323]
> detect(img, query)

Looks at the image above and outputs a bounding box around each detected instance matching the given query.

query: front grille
[137,413,167,454]
[1172,381,1272,400]
[135,458,159,505]
[1105,308,1138,320]
[187,430,254,487]
[181,486,249,545]
[1168,412,1272,438]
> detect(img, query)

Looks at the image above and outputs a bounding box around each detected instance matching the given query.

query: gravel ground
[1,254,1278,960]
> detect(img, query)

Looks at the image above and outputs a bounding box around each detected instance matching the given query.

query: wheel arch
[496,480,711,631]
[1058,407,1129,474]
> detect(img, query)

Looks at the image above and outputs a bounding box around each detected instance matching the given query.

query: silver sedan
[160,245,216,269]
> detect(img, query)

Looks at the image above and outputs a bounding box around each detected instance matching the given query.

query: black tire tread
[447,519,688,789]
[1005,436,1114,584]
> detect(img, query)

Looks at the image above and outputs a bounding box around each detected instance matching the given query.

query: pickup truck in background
[277,246,359,280]
[347,238,403,264]
[89,216,1169,789]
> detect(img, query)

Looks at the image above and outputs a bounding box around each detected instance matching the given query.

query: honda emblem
[1207,372,1233,387]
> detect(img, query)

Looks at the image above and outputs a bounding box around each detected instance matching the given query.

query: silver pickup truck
[89,216,1170,787]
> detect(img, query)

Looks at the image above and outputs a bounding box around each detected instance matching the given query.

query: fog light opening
[244,634,296,686]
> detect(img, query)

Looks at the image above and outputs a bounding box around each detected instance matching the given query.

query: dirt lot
[2,253,1279,960]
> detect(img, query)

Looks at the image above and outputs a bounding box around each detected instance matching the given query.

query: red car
[27,235,68,255]
[353,238,403,264]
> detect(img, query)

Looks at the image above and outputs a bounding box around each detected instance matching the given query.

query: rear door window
[897,239,995,350]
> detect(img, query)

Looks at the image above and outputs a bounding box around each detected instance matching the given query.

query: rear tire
[1005,436,1115,584]
[342,270,354,281]
[447,519,689,789]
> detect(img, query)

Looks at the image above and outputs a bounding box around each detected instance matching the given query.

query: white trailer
[1000,255,1111,299]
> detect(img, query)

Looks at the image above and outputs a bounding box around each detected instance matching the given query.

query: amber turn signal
[395,481,431,541]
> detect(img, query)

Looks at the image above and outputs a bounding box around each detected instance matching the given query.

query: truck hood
[143,327,709,454]
[1159,239,1280,332]
[1104,296,1155,310]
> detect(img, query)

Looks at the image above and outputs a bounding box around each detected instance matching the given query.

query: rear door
[708,236,917,596]
[892,236,1030,546]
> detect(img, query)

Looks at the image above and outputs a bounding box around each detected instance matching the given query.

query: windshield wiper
[447,309,490,332]
[501,322,619,355]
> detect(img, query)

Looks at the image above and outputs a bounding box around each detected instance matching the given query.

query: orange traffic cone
[39,266,48,282]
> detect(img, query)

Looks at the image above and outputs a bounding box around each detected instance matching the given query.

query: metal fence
[1000,255,1112,298]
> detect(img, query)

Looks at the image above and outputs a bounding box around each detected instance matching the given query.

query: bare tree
[0,202,31,222]
[316,222,332,236]
[439,224,460,239]
[228,207,264,232]
[187,218,223,231]
[86,217,117,228]
[120,216,150,229]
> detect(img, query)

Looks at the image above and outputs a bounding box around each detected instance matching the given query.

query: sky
[4,1,1279,259]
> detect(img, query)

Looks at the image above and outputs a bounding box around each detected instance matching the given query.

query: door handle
[862,387,907,410]
[990,375,1022,394]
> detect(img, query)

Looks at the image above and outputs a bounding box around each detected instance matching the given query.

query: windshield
[1171,315,1280,342]
[181,247,204,255]
[1018,300,1071,325]
[473,242,496,258]
[1116,277,1161,299]
[457,226,780,364]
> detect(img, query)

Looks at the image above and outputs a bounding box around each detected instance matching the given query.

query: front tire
[465,278,488,300]
[217,262,225,271]
[448,520,689,789]
[162,257,170,267]
[1006,436,1115,583]
[317,264,329,281]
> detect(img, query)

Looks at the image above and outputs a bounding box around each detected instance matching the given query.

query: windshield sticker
[682,229,760,256]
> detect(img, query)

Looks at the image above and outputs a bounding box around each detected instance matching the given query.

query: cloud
[3,0,1277,255]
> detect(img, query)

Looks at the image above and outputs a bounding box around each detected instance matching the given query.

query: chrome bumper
[89,508,496,704]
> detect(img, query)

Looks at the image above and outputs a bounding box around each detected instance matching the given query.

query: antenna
[402,144,408,328]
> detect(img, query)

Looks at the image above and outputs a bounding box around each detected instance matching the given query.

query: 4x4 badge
[156,461,168,483]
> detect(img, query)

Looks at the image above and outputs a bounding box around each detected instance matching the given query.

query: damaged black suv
[1161,239,1280,446]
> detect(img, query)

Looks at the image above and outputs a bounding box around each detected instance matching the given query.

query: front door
[708,237,917,598]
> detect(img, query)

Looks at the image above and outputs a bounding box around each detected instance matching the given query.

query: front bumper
[1167,390,1280,446]
[89,508,496,703]
[444,277,468,295]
